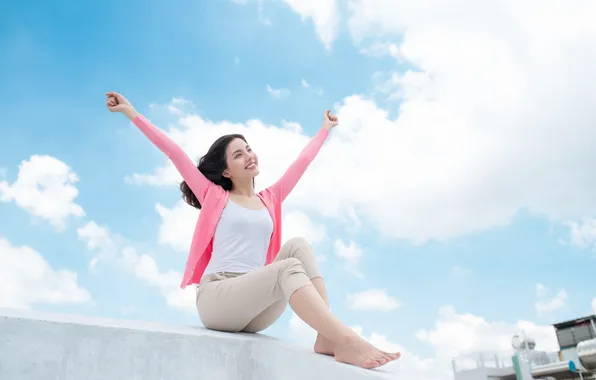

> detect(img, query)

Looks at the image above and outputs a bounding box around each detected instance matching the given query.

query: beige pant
[196,237,321,333]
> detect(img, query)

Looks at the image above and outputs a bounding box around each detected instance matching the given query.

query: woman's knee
[286,236,311,250]
[283,238,321,278]
[286,237,315,261]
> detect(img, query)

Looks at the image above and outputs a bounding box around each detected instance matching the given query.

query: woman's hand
[322,110,339,131]
[105,91,138,120]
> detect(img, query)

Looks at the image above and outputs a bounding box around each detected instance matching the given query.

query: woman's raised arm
[106,92,213,204]
[265,110,338,202]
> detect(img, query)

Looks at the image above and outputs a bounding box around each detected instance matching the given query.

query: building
[452,314,596,380]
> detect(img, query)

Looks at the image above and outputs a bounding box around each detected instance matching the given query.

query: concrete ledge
[0,308,398,380]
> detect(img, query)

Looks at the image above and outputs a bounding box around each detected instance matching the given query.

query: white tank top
[203,199,274,276]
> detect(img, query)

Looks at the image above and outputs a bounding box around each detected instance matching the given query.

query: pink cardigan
[132,115,330,288]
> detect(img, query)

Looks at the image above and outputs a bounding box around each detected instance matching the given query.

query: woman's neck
[230,180,255,197]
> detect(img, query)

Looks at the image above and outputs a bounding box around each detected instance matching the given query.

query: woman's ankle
[331,328,361,345]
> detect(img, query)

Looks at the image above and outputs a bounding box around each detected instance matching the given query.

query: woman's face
[223,137,260,181]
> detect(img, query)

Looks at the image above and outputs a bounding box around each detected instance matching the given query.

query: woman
[105,91,400,369]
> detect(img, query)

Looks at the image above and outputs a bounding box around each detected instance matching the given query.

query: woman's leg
[310,276,334,355]
[197,238,327,335]
[276,237,399,368]
[271,237,334,354]
[197,243,399,369]
[196,258,307,333]
[240,299,286,333]
[288,282,400,368]
[240,237,328,335]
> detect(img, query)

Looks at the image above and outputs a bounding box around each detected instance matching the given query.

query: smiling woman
[105,91,400,370]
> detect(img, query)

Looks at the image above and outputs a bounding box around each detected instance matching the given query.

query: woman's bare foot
[333,334,400,369]
[314,334,335,356]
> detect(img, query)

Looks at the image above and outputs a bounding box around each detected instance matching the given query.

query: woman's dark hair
[179,134,248,209]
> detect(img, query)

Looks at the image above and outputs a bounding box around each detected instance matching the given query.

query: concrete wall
[0,308,397,380]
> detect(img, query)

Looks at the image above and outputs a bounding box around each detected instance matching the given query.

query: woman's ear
[222,171,230,178]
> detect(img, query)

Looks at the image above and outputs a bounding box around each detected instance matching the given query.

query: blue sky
[1,0,596,377]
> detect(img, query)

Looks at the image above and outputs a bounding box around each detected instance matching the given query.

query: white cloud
[0,155,84,229]
[125,165,174,186]
[592,298,596,313]
[289,312,317,345]
[283,211,328,261]
[280,119,303,133]
[282,0,339,49]
[0,237,91,309]
[127,0,596,246]
[352,325,403,353]
[148,96,195,117]
[170,97,190,106]
[346,288,402,311]
[334,239,363,277]
[76,220,122,268]
[564,218,596,250]
[257,0,271,25]
[358,41,402,60]
[315,0,596,242]
[167,97,192,115]
[535,285,568,317]
[282,210,326,245]
[77,220,196,313]
[266,85,290,98]
[155,200,200,252]
[121,246,195,311]
[300,78,324,96]
[416,305,558,362]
